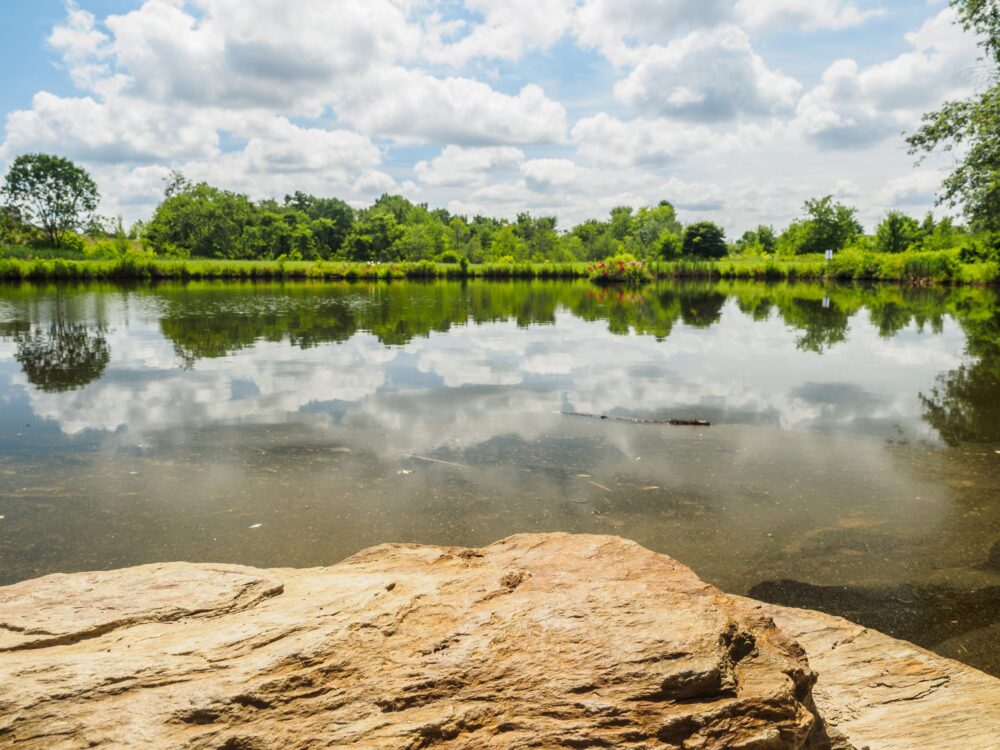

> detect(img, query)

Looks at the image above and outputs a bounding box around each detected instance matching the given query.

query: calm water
[1,279,998,674]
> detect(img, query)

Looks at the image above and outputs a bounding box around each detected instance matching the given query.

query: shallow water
[1,279,998,674]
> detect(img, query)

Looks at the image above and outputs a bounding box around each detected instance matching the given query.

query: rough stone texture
[746,598,1000,750]
[0,534,997,750]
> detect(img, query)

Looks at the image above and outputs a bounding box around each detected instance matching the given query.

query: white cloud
[47,2,112,89]
[614,26,802,121]
[423,0,576,65]
[735,0,885,32]
[333,70,566,145]
[574,0,732,64]
[415,145,524,188]
[0,92,220,164]
[521,158,580,192]
[0,1,985,230]
[879,170,948,208]
[570,112,775,167]
[793,7,979,149]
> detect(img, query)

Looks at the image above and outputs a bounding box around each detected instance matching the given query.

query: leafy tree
[1,153,99,247]
[0,205,33,245]
[682,222,728,259]
[633,201,683,253]
[908,0,1000,231]
[487,225,524,261]
[779,197,862,255]
[514,213,558,260]
[284,192,354,256]
[609,206,634,241]
[875,211,921,253]
[343,210,403,262]
[394,222,444,260]
[735,225,777,255]
[658,231,683,260]
[145,178,255,257]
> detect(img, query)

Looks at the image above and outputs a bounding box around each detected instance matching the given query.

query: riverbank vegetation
[3,158,998,285]
[0,246,995,285]
[1,0,997,286]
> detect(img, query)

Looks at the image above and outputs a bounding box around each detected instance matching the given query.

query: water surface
[1,279,998,674]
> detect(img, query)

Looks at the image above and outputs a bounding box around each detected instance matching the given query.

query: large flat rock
[0,534,997,749]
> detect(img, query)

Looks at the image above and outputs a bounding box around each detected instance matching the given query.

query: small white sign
[825,250,834,261]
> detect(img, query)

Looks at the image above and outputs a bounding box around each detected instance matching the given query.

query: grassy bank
[0,248,997,285]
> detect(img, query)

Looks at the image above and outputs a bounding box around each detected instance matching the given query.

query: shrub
[587,254,652,286]
[434,249,463,264]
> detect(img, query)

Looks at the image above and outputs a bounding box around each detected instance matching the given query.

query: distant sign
[825,250,834,261]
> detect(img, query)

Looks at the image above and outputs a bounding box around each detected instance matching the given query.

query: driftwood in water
[561,411,711,427]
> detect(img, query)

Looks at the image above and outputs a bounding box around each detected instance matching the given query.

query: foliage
[778,197,862,255]
[682,222,728,259]
[907,0,1000,231]
[734,225,777,255]
[587,255,653,286]
[875,211,921,253]
[1,154,99,247]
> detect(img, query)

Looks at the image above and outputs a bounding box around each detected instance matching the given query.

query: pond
[0,279,998,675]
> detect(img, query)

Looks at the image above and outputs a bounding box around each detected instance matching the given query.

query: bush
[587,254,652,286]
[434,249,463,264]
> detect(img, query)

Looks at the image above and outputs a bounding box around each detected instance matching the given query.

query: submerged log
[561,410,712,426]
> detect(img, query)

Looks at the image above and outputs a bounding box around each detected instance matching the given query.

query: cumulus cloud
[0,0,985,229]
[879,170,948,208]
[793,7,979,149]
[614,26,802,121]
[0,92,220,164]
[735,0,885,32]
[334,71,566,145]
[423,0,576,65]
[570,112,775,167]
[574,0,733,64]
[415,145,525,188]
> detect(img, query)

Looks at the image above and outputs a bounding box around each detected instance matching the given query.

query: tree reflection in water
[14,324,110,392]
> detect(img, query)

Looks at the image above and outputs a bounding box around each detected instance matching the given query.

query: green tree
[343,210,403,261]
[1,153,100,247]
[875,211,921,253]
[609,206,634,241]
[394,222,445,260]
[145,178,255,257]
[736,225,777,254]
[658,231,683,260]
[284,192,354,256]
[487,225,524,261]
[682,222,728,259]
[633,201,683,256]
[908,0,1000,231]
[779,197,862,255]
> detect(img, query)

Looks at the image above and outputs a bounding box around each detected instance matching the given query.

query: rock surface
[0,533,997,749]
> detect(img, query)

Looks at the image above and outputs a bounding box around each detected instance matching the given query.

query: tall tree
[778,197,862,255]
[875,211,920,253]
[1,153,99,247]
[907,0,1000,231]
[682,222,728,259]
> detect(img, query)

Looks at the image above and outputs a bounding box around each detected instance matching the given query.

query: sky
[0,0,986,233]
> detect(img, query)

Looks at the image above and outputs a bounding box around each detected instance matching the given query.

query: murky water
[1,279,998,674]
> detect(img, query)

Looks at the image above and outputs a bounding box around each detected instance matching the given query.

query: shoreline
[0,252,997,285]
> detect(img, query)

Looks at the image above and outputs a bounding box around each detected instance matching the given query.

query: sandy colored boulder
[0,533,998,749]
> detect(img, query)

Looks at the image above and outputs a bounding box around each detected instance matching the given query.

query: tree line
[2,156,996,265]
[0,0,996,266]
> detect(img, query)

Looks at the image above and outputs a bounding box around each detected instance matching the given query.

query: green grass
[0,246,996,285]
